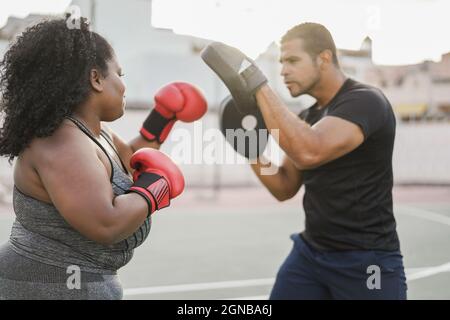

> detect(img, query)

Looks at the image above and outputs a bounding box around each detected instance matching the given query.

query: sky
[0,0,71,28]
[151,0,450,65]
[1,0,449,65]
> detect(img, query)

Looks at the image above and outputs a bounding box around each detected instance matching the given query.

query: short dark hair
[281,22,339,67]
[0,15,114,162]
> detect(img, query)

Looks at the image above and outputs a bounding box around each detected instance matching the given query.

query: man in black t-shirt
[245,23,407,299]
[298,78,399,252]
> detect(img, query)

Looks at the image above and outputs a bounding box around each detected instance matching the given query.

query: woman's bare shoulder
[14,120,100,202]
[29,120,95,160]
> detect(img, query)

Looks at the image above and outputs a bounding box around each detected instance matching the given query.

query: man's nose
[280,64,288,77]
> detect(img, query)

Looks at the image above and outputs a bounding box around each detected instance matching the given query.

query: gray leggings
[0,242,123,300]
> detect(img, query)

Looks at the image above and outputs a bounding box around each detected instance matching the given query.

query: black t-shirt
[299,78,400,251]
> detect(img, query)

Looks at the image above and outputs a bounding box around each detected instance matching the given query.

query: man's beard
[291,70,321,98]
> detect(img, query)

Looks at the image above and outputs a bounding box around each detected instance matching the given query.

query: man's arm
[200,42,364,169]
[255,85,364,170]
[251,155,303,201]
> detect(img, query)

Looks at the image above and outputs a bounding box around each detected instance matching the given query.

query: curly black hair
[0,14,114,162]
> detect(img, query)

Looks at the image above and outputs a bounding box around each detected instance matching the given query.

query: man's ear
[318,50,333,69]
[89,69,104,93]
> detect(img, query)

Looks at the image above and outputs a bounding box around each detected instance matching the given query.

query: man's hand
[202,42,267,114]
[219,95,269,160]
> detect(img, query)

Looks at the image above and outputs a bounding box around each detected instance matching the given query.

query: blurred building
[69,0,223,110]
[0,0,450,190]
[366,53,450,120]
[0,40,7,57]
[0,14,52,41]
[0,14,54,56]
[339,36,374,82]
[1,0,449,118]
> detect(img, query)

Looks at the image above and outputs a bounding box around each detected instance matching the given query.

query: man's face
[279,38,321,97]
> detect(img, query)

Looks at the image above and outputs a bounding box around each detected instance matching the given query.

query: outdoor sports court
[1,185,448,300]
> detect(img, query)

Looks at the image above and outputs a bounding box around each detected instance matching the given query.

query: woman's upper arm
[36,132,117,244]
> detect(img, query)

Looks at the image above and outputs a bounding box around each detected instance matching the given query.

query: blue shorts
[270,234,407,300]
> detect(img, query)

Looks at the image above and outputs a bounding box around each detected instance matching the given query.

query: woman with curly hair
[0,15,207,299]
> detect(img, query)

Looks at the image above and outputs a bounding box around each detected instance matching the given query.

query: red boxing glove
[126,148,185,216]
[140,82,208,144]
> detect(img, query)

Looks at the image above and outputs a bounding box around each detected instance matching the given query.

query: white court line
[397,206,450,282]
[204,264,450,300]
[227,263,450,300]
[398,205,450,226]
[406,262,450,281]
[122,205,450,297]
[405,267,428,274]
[124,278,274,296]
[227,295,268,300]
[124,264,450,297]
